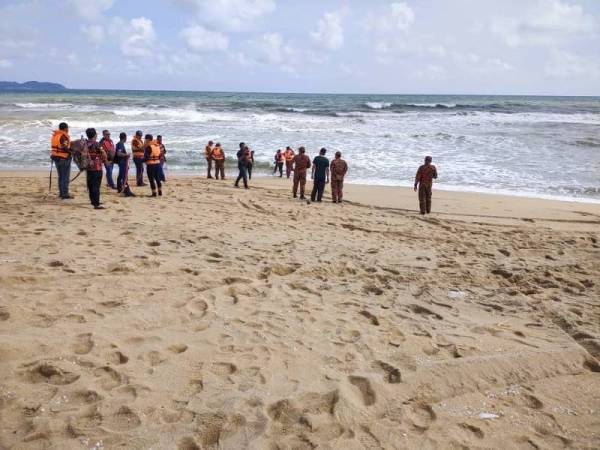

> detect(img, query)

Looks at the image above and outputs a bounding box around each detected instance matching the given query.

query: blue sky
[0,0,599,95]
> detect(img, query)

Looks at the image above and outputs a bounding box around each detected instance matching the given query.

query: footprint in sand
[0,306,9,321]
[405,402,437,433]
[72,333,94,355]
[372,361,401,383]
[168,344,189,354]
[103,405,142,432]
[106,349,129,364]
[22,362,80,385]
[348,376,376,406]
[178,436,201,450]
[94,366,125,391]
[210,362,237,376]
[359,310,380,326]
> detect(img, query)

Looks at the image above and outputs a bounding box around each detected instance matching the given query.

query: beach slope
[1,173,599,449]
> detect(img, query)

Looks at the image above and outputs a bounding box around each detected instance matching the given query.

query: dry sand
[1,171,599,450]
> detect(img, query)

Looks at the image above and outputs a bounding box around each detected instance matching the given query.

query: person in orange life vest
[143,134,163,197]
[292,146,311,199]
[330,151,348,203]
[131,130,146,186]
[284,146,295,178]
[414,156,438,215]
[157,135,167,182]
[99,129,116,189]
[50,122,73,199]
[211,143,225,180]
[273,149,284,177]
[84,128,108,210]
[205,140,214,178]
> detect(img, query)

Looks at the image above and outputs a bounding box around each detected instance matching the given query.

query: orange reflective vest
[284,150,294,161]
[145,141,161,165]
[132,136,144,157]
[50,130,71,159]
[212,147,224,160]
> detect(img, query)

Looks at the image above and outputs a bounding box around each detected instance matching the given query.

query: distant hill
[0,81,67,92]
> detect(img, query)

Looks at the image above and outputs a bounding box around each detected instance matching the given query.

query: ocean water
[1,90,599,201]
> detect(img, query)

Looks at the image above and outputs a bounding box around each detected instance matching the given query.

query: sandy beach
[1,171,599,450]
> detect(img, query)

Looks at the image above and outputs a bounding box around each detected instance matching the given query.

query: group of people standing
[50,122,167,209]
[52,124,437,213]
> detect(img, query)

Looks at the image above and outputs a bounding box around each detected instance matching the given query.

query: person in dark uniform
[235,142,249,189]
[414,156,438,214]
[292,147,311,199]
[311,147,330,202]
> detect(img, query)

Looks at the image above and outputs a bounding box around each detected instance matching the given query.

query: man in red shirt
[414,156,438,215]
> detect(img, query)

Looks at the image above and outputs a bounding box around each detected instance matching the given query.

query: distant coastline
[0,81,66,92]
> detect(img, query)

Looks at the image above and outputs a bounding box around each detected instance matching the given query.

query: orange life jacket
[132,136,144,157]
[50,130,71,159]
[212,147,224,160]
[284,149,294,161]
[145,141,161,165]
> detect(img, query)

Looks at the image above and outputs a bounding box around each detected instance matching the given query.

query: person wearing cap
[311,147,330,202]
[143,134,163,197]
[292,146,311,199]
[330,151,348,203]
[205,140,214,179]
[414,156,438,215]
[99,129,116,189]
[131,130,146,186]
[157,135,167,182]
[234,142,249,189]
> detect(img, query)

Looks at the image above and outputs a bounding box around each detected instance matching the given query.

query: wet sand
[1,171,599,449]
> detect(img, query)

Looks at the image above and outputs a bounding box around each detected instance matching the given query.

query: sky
[0,0,599,95]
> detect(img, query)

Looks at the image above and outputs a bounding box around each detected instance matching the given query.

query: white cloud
[544,50,600,78]
[65,0,115,21]
[181,24,229,52]
[491,0,596,47]
[311,11,344,50]
[175,0,275,31]
[255,32,286,64]
[365,2,415,33]
[120,17,155,57]
[0,58,13,68]
[82,25,105,46]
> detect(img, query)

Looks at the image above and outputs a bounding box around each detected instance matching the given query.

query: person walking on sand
[143,134,163,197]
[211,143,225,179]
[114,132,135,197]
[205,140,214,178]
[132,130,146,186]
[414,156,438,215]
[292,146,311,199]
[245,145,255,180]
[330,151,348,203]
[99,129,116,190]
[284,146,295,178]
[235,142,249,189]
[311,147,330,202]
[157,135,167,182]
[84,128,107,210]
[50,121,73,200]
[274,149,284,177]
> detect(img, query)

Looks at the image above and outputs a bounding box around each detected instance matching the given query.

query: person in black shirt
[114,132,135,197]
[311,147,329,202]
[235,142,249,189]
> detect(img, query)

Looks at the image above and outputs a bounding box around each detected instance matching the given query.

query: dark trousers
[159,160,166,182]
[86,170,102,207]
[311,178,326,202]
[285,160,293,178]
[293,174,306,197]
[247,163,253,180]
[418,185,432,214]
[206,158,213,178]
[54,157,71,198]
[235,163,248,188]
[331,179,344,202]
[214,160,225,179]
[274,162,283,176]
[133,157,144,186]
[117,159,134,195]
[147,164,162,192]
[104,162,115,188]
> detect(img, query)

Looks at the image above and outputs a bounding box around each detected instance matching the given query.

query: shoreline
[1,168,599,207]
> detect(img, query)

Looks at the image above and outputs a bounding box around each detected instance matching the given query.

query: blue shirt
[114,142,127,164]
